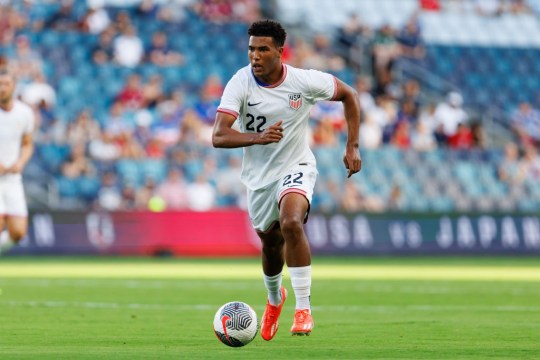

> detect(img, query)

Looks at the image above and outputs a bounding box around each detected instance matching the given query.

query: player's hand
[256,120,283,145]
[7,163,23,174]
[343,146,362,178]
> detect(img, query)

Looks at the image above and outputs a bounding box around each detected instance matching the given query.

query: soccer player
[0,69,34,255]
[212,20,361,339]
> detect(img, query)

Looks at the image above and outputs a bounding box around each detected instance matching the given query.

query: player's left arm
[9,133,34,174]
[332,78,362,178]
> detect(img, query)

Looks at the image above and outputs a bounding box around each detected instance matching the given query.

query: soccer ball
[213,301,258,347]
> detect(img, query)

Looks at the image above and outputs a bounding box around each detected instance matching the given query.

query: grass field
[1,257,540,359]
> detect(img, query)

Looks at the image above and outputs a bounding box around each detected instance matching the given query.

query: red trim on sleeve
[330,76,339,101]
[217,108,239,118]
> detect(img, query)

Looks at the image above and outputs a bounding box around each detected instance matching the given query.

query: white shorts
[247,163,317,232]
[0,178,28,217]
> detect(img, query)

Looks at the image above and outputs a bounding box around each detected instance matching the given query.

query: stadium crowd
[0,0,539,213]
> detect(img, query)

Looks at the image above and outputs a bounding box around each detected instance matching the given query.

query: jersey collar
[252,64,287,88]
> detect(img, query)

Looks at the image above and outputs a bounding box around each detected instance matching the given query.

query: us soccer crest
[288,93,302,110]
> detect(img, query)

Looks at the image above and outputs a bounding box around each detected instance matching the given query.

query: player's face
[0,74,16,104]
[248,36,283,80]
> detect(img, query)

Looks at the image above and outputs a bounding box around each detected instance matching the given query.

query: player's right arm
[212,112,283,148]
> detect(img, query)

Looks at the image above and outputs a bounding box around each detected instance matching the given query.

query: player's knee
[279,216,304,238]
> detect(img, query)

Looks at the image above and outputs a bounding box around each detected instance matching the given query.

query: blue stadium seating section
[3,0,538,212]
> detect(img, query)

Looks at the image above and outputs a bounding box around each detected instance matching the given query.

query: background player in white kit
[0,69,35,255]
[213,20,362,340]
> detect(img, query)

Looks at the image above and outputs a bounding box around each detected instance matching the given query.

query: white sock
[263,272,282,306]
[289,265,312,312]
[0,230,15,255]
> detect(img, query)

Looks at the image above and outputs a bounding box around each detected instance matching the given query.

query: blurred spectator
[448,123,474,149]
[232,0,261,23]
[336,14,371,72]
[146,31,184,67]
[312,117,339,146]
[11,35,43,84]
[144,137,166,159]
[157,1,188,23]
[475,0,504,16]
[390,121,411,149]
[35,116,67,145]
[117,74,144,109]
[137,0,161,18]
[187,174,216,211]
[21,71,56,109]
[498,142,525,184]
[97,172,122,211]
[0,3,26,46]
[114,25,144,68]
[311,101,346,132]
[120,184,137,210]
[92,28,115,64]
[420,0,441,11]
[519,145,540,182]
[397,17,425,60]
[359,114,383,149]
[142,74,166,108]
[510,102,540,147]
[470,122,486,148]
[215,156,246,208]
[135,177,157,210]
[434,92,468,142]
[411,121,436,151]
[88,132,121,163]
[104,102,135,139]
[44,0,79,31]
[354,76,376,115]
[194,83,221,125]
[112,10,132,34]
[196,0,233,24]
[61,143,96,179]
[396,100,418,125]
[155,168,189,210]
[400,80,421,117]
[371,24,401,90]
[80,2,111,34]
[387,184,405,211]
[66,111,101,147]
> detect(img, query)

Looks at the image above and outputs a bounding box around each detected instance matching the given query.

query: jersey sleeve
[217,72,245,119]
[306,69,338,103]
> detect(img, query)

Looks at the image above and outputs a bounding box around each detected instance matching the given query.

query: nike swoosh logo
[248,101,262,106]
[221,315,231,342]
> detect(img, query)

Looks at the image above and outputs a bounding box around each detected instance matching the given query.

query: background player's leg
[0,216,27,254]
[0,216,12,254]
[279,193,312,313]
[257,226,285,305]
[6,216,28,242]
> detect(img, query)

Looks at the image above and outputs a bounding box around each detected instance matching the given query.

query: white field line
[2,300,540,313]
[1,278,539,296]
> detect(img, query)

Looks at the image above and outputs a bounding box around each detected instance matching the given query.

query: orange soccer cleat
[290,309,314,336]
[260,286,287,341]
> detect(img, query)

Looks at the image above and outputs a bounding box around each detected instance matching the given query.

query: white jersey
[218,64,337,190]
[0,100,34,181]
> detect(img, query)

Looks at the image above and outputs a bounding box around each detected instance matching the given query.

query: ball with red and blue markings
[213,301,258,347]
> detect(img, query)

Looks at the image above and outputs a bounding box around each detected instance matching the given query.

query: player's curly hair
[248,20,287,47]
